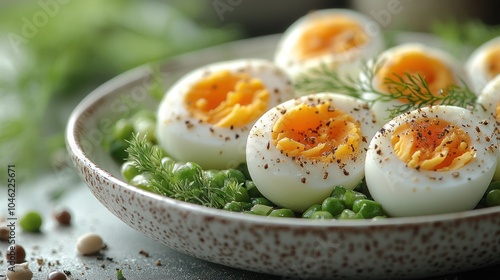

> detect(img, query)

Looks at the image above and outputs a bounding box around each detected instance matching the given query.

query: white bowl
[66,34,500,279]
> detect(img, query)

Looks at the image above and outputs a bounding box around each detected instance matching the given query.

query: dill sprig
[293,63,363,98]
[125,135,240,208]
[293,57,478,120]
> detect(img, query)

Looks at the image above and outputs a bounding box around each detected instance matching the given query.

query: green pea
[20,211,43,232]
[223,201,252,212]
[132,110,156,122]
[109,139,129,163]
[322,197,345,216]
[343,189,367,209]
[245,180,262,198]
[309,211,334,219]
[206,169,228,188]
[237,162,252,180]
[486,181,500,193]
[338,209,357,219]
[224,201,243,212]
[330,185,347,198]
[268,209,295,218]
[161,157,176,170]
[250,204,273,216]
[121,161,140,182]
[172,162,202,185]
[486,189,500,207]
[130,172,157,190]
[113,119,134,141]
[251,197,275,206]
[234,185,251,203]
[134,119,157,143]
[353,199,385,219]
[223,169,247,184]
[302,204,322,218]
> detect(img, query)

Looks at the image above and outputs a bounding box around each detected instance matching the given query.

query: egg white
[362,43,466,125]
[476,75,500,180]
[156,59,295,170]
[246,93,378,212]
[365,105,498,217]
[274,9,384,89]
[465,36,500,94]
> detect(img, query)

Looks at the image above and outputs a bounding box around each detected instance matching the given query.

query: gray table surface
[1,169,499,280]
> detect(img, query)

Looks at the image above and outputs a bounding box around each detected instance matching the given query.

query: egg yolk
[391,118,474,171]
[296,16,368,60]
[272,101,361,164]
[496,102,500,123]
[377,51,457,103]
[185,70,270,128]
[486,46,500,79]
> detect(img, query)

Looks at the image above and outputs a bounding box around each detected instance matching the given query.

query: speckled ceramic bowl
[66,34,500,279]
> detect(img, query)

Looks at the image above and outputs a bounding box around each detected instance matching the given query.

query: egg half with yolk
[362,43,465,125]
[156,59,295,170]
[476,75,500,180]
[274,9,384,89]
[365,105,498,217]
[246,93,378,212]
[465,36,500,93]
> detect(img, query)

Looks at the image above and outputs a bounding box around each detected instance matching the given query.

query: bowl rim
[66,34,500,229]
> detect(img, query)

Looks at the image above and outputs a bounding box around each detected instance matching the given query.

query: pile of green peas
[302,185,386,219]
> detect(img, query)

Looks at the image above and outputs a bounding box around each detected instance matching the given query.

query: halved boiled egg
[476,75,500,180]
[465,36,500,93]
[156,59,295,170]
[246,93,378,212]
[363,43,465,124]
[274,9,384,87]
[365,105,498,217]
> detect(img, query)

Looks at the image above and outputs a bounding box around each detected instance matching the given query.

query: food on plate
[476,75,500,180]
[362,43,465,124]
[365,105,498,217]
[465,36,500,93]
[246,93,378,212]
[101,8,500,219]
[274,9,384,86]
[156,59,294,170]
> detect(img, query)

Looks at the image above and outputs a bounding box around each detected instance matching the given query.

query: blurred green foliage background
[0,0,244,184]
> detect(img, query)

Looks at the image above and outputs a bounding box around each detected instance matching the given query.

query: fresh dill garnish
[293,63,363,98]
[125,134,241,208]
[293,57,477,120]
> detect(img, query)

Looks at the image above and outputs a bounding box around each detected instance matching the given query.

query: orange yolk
[377,51,457,103]
[496,101,500,123]
[486,46,500,79]
[185,70,270,128]
[391,118,474,171]
[272,101,361,163]
[297,16,368,60]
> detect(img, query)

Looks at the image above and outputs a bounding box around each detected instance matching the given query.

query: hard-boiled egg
[365,105,498,217]
[156,59,295,170]
[363,43,465,125]
[476,75,500,180]
[465,36,500,93]
[274,9,384,87]
[246,93,378,212]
